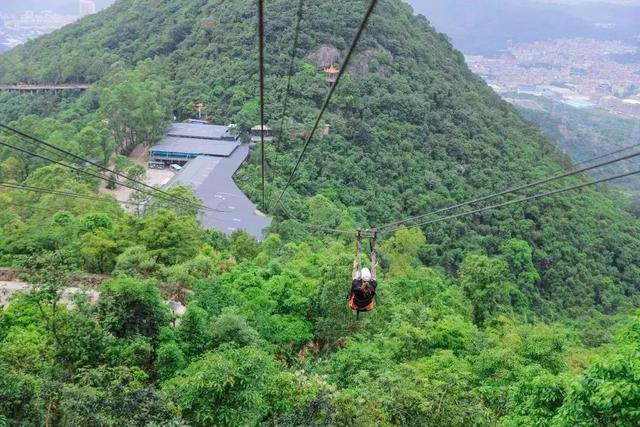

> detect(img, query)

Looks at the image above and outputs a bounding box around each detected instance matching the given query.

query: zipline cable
[0,123,221,213]
[269,0,306,209]
[0,128,72,162]
[381,169,640,235]
[0,182,142,206]
[275,198,358,236]
[4,200,62,214]
[573,141,640,166]
[0,141,227,213]
[376,149,640,231]
[274,145,640,237]
[270,0,379,212]
[258,0,267,209]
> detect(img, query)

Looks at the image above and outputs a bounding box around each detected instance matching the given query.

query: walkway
[0,83,90,93]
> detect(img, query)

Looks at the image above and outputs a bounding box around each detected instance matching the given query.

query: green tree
[230,230,259,261]
[126,164,146,182]
[113,245,159,278]
[380,228,426,277]
[106,173,117,190]
[138,210,202,265]
[75,125,115,166]
[501,239,541,314]
[502,368,567,427]
[145,185,203,218]
[210,311,260,348]
[99,66,172,154]
[0,364,43,426]
[460,254,512,326]
[555,316,640,426]
[79,212,113,233]
[59,366,175,426]
[162,346,293,427]
[96,278,170,339]
[79,229,119,274]
[363,351,495,427]
[177,305,213,359]
[156,342,186,381]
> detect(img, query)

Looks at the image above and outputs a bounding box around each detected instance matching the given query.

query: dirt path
[0,280,100,308]
[98,144,175,208]
[129,144,149,165]
[0,280,185,318]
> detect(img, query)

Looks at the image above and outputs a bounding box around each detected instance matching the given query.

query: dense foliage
[1,0,639,425]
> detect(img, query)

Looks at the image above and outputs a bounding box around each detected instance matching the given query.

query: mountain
[1,1,640,425]
[0,1,638,307]
[1,0,639,312]
[406,0,640,54]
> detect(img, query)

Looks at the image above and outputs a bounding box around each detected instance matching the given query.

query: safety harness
[349,229,378,318]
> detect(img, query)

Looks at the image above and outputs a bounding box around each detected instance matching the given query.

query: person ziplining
[348,230,379,315]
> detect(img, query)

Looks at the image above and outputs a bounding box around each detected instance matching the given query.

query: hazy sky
[0,0,116,15]
[3,0,640,15]
[407,0,640,6]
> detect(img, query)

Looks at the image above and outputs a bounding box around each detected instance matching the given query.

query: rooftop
[151,136,239,157]
[168,122,237,140]
[251,125,273,131]
[168,151,271,240]
[168,156,221,188]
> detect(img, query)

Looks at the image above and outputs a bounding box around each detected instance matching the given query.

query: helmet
[361,268,372,281]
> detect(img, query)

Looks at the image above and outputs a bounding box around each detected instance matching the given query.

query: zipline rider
[348,230,378,313]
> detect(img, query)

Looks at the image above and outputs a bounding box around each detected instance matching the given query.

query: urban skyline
[0,1,100,52]
[466,38,640,119]
[79,0,96,16]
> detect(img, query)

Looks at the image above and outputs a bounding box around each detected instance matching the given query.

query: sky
[3,0,640,15]
[407,0,640,7]
[0,0,116,15]
[532,0,640,3]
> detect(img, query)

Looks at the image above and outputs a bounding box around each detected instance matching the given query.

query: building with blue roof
[150,122,239,165]
[149,122,271,240]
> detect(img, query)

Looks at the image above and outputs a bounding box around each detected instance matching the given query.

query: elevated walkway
[0,83,90,93]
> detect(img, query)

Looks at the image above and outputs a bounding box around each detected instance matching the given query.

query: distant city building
[465,38,640,120]
[79,0,97,16]
[0,10,79,51]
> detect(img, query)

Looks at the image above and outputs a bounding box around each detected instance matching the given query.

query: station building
[149,122,240,166]
[149,121,271,240]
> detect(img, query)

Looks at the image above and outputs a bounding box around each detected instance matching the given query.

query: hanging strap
[352,230,363,280]
[370,228,378,281]
[357,230,363,271]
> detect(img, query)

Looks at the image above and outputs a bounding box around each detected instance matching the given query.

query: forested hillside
[518,97,640,196]
[1,0,639,425]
